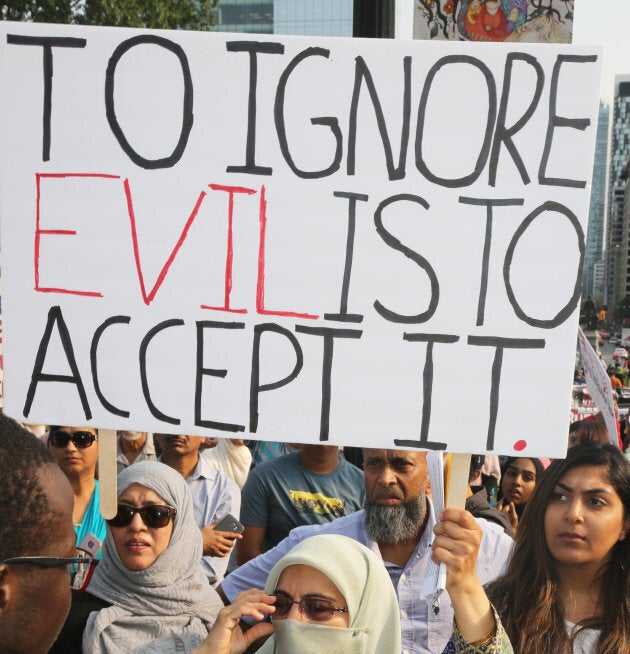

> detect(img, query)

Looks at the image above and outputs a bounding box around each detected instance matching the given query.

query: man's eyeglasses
[0,554,99,591]
[273,593,349,621]
[107,505,176,529]
[48,430,97,449]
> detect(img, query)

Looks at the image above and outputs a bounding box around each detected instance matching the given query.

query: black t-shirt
[48,591,111,654]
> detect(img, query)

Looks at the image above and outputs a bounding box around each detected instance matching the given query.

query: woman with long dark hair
[496,456,546,534]
[436,443,630,653]
[48,426,106,556]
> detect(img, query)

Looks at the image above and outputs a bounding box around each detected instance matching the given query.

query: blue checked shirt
[221,501,513,654]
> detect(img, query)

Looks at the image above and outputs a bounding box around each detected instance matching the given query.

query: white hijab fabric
[258,534,401,654]
[83,461,223,653]
[201,438,252,488]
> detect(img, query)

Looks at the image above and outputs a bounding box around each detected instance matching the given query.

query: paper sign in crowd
[576,328,618,445]
[0,22,601,457]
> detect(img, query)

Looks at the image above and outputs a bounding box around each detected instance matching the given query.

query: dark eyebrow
[555,481,612,495]
[274,588,339,602]
[508,465,535,475]
[303,592,340,602]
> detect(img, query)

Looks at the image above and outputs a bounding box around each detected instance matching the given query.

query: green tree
[78,0,218,30]
[1,0,218,29]
[1,0,77,23]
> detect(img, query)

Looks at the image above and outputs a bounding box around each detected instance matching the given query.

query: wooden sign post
[97,429,117,519]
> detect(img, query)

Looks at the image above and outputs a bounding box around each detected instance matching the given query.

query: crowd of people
[574,364,630,457]
[1,412,630,653]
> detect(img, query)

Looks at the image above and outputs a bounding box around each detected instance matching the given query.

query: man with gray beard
[363,478,427,543]
[218,449,513,654]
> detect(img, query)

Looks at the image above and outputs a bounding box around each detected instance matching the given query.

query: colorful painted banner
[413,0,574,43]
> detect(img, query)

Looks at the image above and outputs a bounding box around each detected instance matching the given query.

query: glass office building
[582,103,609,301]
[211,0,274,33]
[274,0,352,36]
[211,0,353,36]
[606,78,630,307]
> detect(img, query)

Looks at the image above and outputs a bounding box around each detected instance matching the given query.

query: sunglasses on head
[49,430,97,449]
[107,505,176,529]
[273,593,349,621]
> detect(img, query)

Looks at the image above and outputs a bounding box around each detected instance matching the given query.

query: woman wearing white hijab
[52,461,223,653]
[193,534,401,653]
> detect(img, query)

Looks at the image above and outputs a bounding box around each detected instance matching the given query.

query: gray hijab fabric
[83,461,223,653]
[258,534,401,654]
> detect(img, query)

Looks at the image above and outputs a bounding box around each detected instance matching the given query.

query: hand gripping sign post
[0,24,600,513]
[421,451,472,606]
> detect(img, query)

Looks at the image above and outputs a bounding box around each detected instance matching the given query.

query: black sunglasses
[273,593,349,621]
[49,430,97,449]
[0,555,99,591]
[107,505,176,529]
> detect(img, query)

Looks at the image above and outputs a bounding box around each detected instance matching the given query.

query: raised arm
[191,589,275,654]
[432,508,513,652]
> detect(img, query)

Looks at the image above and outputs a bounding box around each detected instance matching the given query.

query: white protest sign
[0,22,601,457]
[576,328,618,445]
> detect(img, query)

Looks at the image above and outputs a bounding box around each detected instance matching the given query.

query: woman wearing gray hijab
[193,534,401,654]
[51,461,223,653]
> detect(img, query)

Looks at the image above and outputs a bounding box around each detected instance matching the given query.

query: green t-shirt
[240,452,365,552]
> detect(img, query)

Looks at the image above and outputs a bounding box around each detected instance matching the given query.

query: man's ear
[0,564,14,613]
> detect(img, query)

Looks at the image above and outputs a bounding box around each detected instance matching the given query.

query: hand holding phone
[213,513,244,534]
[201,515,244,557]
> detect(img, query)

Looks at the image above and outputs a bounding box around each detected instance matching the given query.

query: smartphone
[214,513,244,534]
[77,533,102,557]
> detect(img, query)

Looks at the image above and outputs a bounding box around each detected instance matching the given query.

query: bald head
[0,417,76,653]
